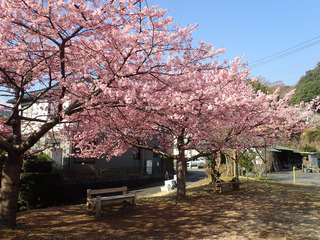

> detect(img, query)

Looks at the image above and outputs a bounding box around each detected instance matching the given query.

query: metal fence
[58,167,151,180]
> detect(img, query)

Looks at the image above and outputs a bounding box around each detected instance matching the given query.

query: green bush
[19,172,61,210]
[23,160,52,173]
[301,145,318,152]
[19,153,61,210]
[23,152,53,173]
[300,145,319,158]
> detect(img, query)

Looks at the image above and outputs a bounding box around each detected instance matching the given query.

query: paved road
[133,168,207,197]
[132,169,320,197]
[268,170,320,185]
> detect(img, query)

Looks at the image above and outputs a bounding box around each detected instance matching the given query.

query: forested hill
[290,62,320,104]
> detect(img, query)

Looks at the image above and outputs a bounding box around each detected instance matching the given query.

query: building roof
[267,147,282,153]
[6,85,59,104]
[272,145,302,153]
[269,145,319,155]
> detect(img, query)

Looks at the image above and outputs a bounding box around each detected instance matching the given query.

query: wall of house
[59,146,162,179]
[22,99,162,179]
[309,154,319,168]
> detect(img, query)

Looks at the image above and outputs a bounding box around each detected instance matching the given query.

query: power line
[251,35,320,65]
[250,35,320,68]
[264,59,318,79]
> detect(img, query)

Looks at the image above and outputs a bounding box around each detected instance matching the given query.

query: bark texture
[176,132,187,200]
[176,156,186,200]
[0,153,23,228]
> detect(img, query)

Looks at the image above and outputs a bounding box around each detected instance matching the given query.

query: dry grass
[1,178,320,240]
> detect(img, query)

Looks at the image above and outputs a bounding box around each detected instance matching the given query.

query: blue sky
[151,0,320,86]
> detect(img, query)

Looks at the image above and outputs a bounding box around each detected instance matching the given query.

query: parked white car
[187,158,207,168]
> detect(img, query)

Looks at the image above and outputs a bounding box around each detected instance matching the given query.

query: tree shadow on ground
[1,180,320,240]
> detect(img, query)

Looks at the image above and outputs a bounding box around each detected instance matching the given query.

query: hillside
[290,62,320,104]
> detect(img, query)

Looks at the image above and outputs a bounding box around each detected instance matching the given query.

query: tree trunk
[176,154,187,200]
[233,151,239,180]
[0,152,23,229]
[176,130,187,200]
[209,154,221,184]
[234,160,239,180]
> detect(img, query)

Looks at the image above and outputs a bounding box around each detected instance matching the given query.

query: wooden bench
[87,186,136,218]
[213,180,240,193]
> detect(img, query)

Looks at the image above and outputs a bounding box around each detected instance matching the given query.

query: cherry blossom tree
[69,53,316,200]
[0,0,210,228]
[0,0,316,229]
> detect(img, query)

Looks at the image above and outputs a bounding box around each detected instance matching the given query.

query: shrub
[19,153,62,210]
[301,145,318,152]
[300,145,318,158]
[22,152,53,173]
[19,172,61,210]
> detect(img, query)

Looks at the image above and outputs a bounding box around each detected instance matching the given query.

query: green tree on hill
[290,62,320,105]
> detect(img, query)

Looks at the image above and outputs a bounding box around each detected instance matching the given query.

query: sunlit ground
[1,178,320,240]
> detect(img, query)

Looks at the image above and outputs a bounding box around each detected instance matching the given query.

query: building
[8,90,163,181]
[255,146,319,172]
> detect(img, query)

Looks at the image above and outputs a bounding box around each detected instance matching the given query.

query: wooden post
[133,192,137,205]
[87,189,91,211]
[96,196,101,218]
[122,186,127,195]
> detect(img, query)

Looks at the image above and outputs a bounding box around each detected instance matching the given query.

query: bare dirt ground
[1,178,320,240]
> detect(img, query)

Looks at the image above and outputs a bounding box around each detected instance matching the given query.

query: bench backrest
[87,186,128,199]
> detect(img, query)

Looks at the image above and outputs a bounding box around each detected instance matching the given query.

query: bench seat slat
[214,182,239,186]
[89,194,135,202]
[88,186,127,196]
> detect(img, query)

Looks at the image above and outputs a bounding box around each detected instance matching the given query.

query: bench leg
[123,198,136,209]
[87,202,95,214]
[96,196,101,218]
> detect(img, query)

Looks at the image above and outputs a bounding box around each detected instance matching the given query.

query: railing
[58,167,151,180]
